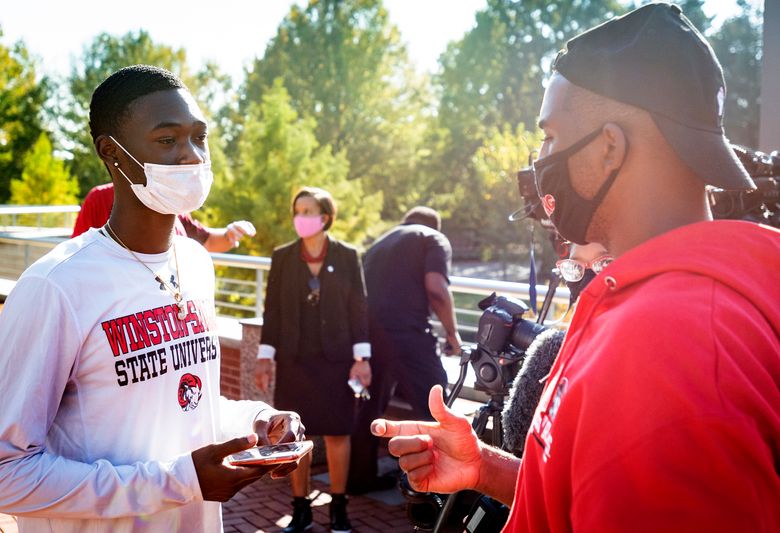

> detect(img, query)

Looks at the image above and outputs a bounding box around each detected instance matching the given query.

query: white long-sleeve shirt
[0,228,268,532]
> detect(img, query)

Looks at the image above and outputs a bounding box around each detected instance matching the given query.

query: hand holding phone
[227,440,313,467]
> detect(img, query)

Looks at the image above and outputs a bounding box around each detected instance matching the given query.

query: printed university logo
[178,373,203,412]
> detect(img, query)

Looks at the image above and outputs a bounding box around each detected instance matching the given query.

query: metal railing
[0,205,80,232]
[0,233,571,336]
[0,203,572,329]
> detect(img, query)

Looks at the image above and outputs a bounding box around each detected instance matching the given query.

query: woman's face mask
[293,214,325,238]
[110,136,213,215]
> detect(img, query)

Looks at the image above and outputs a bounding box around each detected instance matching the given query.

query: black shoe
[282,497,312,533]
[329,493,352,533]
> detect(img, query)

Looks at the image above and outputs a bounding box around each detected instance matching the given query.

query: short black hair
[89,65,186,142]
[402,206,441,231]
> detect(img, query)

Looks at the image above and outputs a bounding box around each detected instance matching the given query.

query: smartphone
[227,440,313,467]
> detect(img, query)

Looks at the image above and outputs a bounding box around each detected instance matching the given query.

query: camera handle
[445,348,473,409]
[536,271,560,326]
[431,346,507,533]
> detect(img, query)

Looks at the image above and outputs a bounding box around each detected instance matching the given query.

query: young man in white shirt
[0,65,304,533]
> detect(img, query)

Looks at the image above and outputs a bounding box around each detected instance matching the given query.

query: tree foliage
[240,0,428,219]
[433,0,624,173]
[205,80,382,256]
[1,2,767,273]
[10,133,79,207]
[469,125,545,262]
[0,28,48,202]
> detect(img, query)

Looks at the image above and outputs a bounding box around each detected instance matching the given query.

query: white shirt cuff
[257,344,276,360]
[353,342,371,360]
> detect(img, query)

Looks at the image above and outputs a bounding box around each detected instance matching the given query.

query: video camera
[470,293,548,396]
[709,145,780,228]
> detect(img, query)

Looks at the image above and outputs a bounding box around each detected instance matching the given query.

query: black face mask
[533,127,627,245]
[566,268,597,305]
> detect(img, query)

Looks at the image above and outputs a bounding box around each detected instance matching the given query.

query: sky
[0,0,762,86]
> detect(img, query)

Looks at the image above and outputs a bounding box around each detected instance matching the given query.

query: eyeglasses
[555,254,614,282]
[307,276,320,305]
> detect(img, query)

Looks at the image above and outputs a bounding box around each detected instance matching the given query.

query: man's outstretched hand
[371,385,482,494]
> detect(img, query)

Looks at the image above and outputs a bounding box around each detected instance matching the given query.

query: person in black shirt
[347,206,461,494]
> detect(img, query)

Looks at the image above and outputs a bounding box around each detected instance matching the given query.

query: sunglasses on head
[555,254,614,282]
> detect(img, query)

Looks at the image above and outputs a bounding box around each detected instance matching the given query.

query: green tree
[709,1,763,148]
[0,28,48,202]
[240,0,428,219]
[10,133,79,216]
[434,0,624,169]
[470,125,546,264]
[205,80,382,257]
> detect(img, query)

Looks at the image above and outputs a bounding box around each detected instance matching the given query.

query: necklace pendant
[177,300,187,320]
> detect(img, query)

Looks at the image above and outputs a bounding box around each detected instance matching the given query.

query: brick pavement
[0,466,411,533]
[222,464,410,533]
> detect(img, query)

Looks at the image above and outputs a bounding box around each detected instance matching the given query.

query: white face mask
[109,136,213,215]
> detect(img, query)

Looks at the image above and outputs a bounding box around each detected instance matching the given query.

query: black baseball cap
[553,2,755,191]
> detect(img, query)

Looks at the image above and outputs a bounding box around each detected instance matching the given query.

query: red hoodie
[504,220,780,532]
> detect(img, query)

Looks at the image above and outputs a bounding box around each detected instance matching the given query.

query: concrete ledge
[216,315,242,351]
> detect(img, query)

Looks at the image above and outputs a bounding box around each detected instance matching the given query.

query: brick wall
[220,342,242,400]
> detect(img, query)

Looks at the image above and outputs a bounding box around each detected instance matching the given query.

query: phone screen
[227,440,313,467]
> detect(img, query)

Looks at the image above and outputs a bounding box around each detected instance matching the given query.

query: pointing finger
[371,418,435,439]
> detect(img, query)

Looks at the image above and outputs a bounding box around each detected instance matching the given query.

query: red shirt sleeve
[72,184,114,238]
[177,213,210,245]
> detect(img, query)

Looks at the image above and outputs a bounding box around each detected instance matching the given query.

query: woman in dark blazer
[255,187,371,533]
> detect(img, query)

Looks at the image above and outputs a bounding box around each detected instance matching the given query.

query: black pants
[348,326,447,491]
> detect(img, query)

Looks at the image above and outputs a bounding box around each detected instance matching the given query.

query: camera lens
[510,319,548,352]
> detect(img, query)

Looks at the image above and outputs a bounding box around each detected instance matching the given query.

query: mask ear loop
[109,135,146,186]
[108,136,146,169]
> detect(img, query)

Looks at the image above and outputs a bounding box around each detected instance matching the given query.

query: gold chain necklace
[104,221,188,319]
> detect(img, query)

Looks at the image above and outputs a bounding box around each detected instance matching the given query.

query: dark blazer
[261,236,369,363]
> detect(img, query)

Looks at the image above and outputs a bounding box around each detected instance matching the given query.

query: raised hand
[253,410,305,446]
[254,409,307,479]
[225,220,256,248]
[371,385,482,494]
[254,359,273,393]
